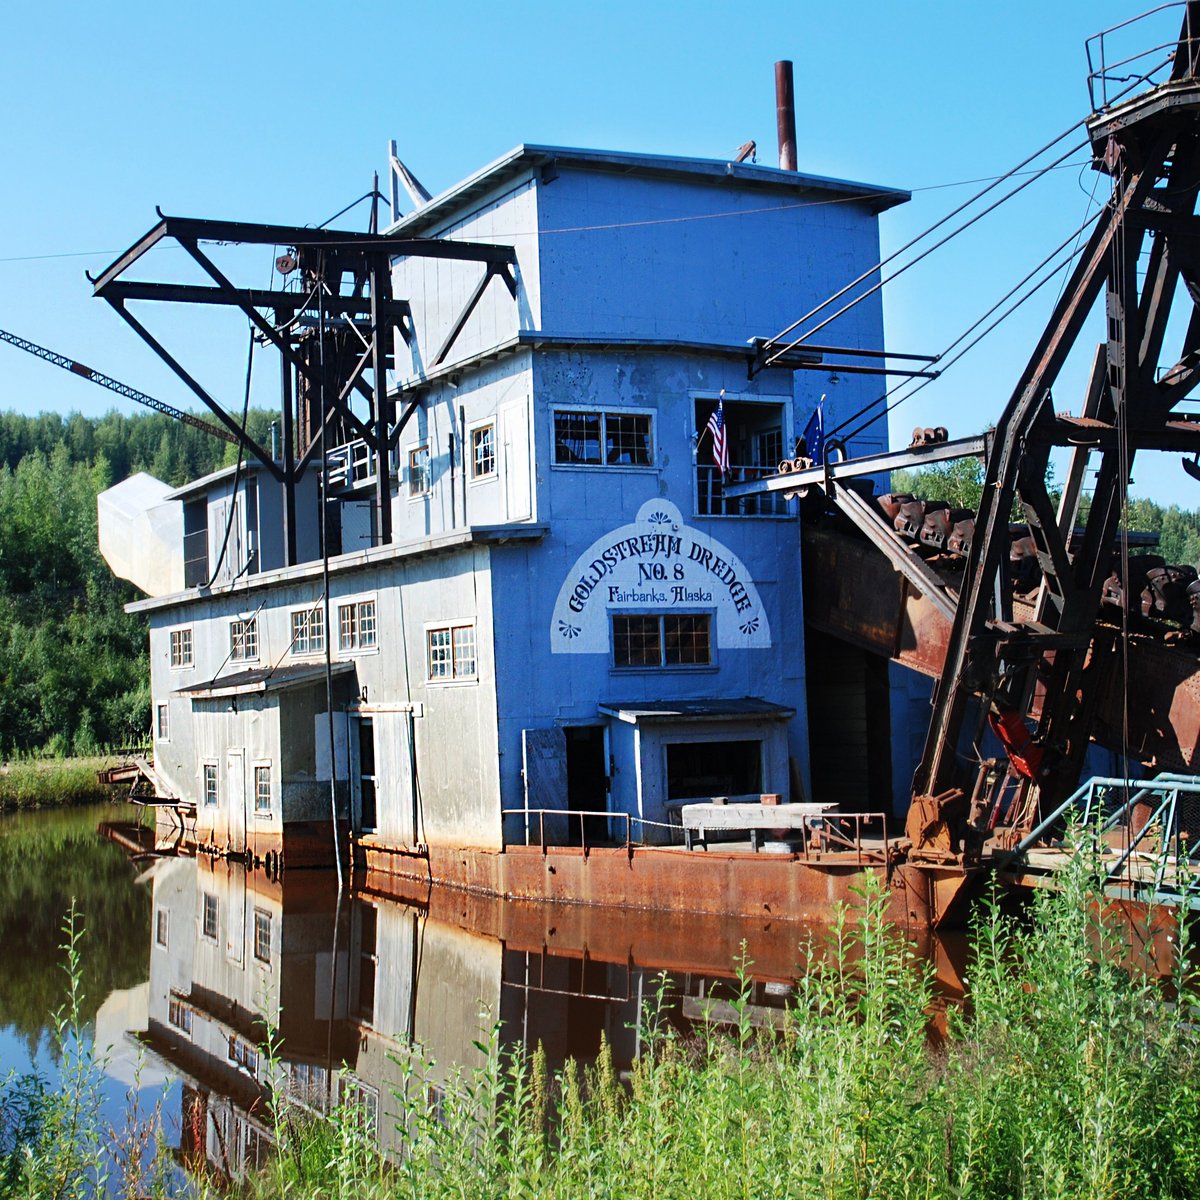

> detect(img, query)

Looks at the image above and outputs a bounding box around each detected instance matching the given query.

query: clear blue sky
[1,1,1194,506]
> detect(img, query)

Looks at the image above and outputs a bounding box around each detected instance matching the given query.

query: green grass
[5,838,1200,1199]
[0,756,127,811]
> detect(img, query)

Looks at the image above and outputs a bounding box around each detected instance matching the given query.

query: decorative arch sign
[550,499,771,654]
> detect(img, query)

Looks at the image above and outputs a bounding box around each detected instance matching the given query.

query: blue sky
[1,1,1195,506]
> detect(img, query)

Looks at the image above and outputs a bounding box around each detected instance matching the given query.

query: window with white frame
[553,409,652,467]
[253,908,272,964]
[168,997,193,1035]
[156,704,170,741]
[408,445,430,497]
[427,623,477,682]
[228,1034,259,1074]
[230,617,258,662]
[169,628,193,668]
[203,762,219,808]
[254,765,271,815]
[612,613,712,668]
[339,599,377,652]
[202,892,219,941]
[471,423,496,479]
[290,605,325,655]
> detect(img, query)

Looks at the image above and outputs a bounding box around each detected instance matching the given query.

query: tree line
[892,455,1200,568]
[0,408,272,758]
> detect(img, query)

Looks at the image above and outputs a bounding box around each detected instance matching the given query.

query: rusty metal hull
[358,839,979,932]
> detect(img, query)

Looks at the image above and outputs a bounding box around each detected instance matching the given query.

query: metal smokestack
[775,60,798,171]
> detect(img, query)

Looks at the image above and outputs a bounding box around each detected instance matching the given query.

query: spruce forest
[1,412,1199,759]
[0,409,272,758]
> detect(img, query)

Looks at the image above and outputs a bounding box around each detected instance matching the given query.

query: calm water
[0,805,969,1183]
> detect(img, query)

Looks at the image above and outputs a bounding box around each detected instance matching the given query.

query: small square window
[408,445,430,497]
[253,909,272,964]
[612,613,711,668]
[291,606,325,655]
[338,599,377,652]
[230,617,258,662]
[156,704,170,742]
[427,623,478,682]
[202,892,219,941]
[168,997,193,1035]
[254,765,271,815]
[170,628,193,668]
[471,424,496,479]
[203,763,219,808]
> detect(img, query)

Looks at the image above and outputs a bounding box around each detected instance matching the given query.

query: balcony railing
[325,439,376,493]
[696,464,789,516]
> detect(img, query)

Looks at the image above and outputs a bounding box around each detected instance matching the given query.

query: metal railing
[1010,773,1200,907]
[1086,4,1198,111]
[501,807,679,854]
[501,806,890,865]
[325,439,376,492]
[696,465,789,516]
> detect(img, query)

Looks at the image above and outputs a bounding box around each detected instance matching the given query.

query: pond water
[0,805,969,1184]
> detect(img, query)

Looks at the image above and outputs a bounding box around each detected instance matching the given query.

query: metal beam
[721,433,989,499]
[100,279,384,316]
[105,298,282,480]
[829,481,958,623]
[432,264,502,368]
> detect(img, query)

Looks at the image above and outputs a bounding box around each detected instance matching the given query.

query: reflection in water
[126,853,970,1182]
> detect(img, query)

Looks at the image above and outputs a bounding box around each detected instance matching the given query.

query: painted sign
[550,499,771,653]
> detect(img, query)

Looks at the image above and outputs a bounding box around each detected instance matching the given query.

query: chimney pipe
[775,60,797,171]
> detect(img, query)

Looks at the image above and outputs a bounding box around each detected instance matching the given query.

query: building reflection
[128,855,967,1181]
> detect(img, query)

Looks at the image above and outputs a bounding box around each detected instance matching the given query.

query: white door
[500,399,532,521]
[226,749,247,855]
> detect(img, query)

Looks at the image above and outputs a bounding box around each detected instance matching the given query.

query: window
[693,397,788,516]
[155,908,169,948]
[168,997,193,1035]
[230,617,258,662]
[253,909,272,964]
[408,444,430,497]
[169,628,193,668]
[471,423,496,479]
[427,623,477,682]
[156,704,170,742]
[254,765,271,815]
[612,613,712,668]
[203,762,219,808]
[291,605,325,655]
[202,892,219,941]
[553,409,652,467]
[228,1034,259,1074]
[339,599,377,652]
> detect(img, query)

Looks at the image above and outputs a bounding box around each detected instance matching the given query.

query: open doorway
[694,397,788,516]
[564,726,608,845]
[355,718,377,834]
[666,739,763,800]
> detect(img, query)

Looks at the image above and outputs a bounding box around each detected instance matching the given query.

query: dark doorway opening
[666,739,763,800]
[805,633,892,811]
[357,718,377,833]
[565,726,608,845]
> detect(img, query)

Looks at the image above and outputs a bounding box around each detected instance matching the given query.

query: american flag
[706,396,729,476]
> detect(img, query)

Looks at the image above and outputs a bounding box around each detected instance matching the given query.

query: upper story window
[169,628,193,668]
[202,892,219,941]
[427,622,477,683]
[339,598,378,653]
[553,409,653,467]
[168,996,193,1036]
[230,617,258,662]
[471,423,496,480]
[254,765,272,815]
[291,605,325,655]
[253,908,272,964]
[203,762,219,808]
[408,445,430,497]
[612,613,712,668]
[694,397,789,517]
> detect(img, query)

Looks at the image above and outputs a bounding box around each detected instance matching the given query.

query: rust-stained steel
[774,60,798,171]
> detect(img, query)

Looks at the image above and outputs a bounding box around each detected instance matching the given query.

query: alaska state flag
[802,400,825,465]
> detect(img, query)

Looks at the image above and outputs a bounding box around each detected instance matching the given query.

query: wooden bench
[679,801,838,851]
